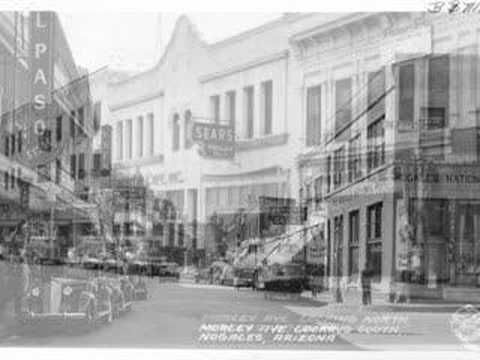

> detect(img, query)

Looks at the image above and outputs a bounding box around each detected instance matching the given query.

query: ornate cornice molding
[201,165,285,182]
[236,133,289,152]
[291,12,425,63]
[113,154,165,169]
[109,90,165,112]
[199,51,289,84]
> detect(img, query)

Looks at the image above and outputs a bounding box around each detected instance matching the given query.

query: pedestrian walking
[12,249,30,317]
[0,247,11,324]
[361,266,372,306]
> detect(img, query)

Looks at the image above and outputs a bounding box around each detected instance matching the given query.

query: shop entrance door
[455,204,480,287]
[423,199,448,286]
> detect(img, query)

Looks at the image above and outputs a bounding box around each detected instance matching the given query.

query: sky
[59,13,282,73]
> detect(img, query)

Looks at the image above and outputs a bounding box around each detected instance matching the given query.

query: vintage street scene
[2,7,480,351]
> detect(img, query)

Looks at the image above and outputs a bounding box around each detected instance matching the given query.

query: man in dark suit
[361,266,372,305]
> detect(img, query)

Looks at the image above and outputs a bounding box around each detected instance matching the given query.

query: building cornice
[109,90,165,112]
[290,13,369,44]
[291,12,424,63]
[208,16,287,49]
[113,154,165,169]
[236,133,289,152]
[199,50,289,84]
[201,165,285,182]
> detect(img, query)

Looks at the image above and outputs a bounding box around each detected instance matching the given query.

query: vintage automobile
[103,257,126,274]
[255,263,306,294]
[18,276,115,327]
[26,242,66,266]
[128,275,148,300]
[219,265,235,286]
[232,267,255,288]
[65,248,81,267]
[127,257,149,276]
[179,266,200,283]
[158,262,180,277]
[102,276,134,317]
[81,255,104,270]
[141,256,163,276]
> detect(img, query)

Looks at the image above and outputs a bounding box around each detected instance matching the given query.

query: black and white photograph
[1,0,480,356]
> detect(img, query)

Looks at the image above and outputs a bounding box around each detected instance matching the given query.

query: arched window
[172,113,180,151]
[184,110,193,149]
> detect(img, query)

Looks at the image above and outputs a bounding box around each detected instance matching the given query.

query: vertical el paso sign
[30,11,54,146]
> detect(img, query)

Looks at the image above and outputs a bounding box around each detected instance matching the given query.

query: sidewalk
[287,298,467,351]
[300,290,479,313]
[0,302,22,343]
[178,282,234,290]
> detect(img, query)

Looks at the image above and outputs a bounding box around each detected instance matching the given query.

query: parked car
[27,244,66,266]
[129,275,148,300]
[65,248,81,267]
[18,276,114,327]
[209,261,231,285]
[255,263,306,293]
[220,265,235,286]
[179,266,200,283]
[103,257,125,274]
[142,256,164,276]
[81,255,103,270]
[233,267,255,288]
[127,258,149,276]
[158,262,180,277]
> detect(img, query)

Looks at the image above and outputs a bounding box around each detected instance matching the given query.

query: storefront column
[448,199,457,285]
[341,209,348,282]
[383,193,396,289]
[358,205,368,275]
[197,186,207,250]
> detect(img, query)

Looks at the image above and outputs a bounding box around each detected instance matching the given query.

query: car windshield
[283,265,303,276]
[268,264,303,276]
[234,268,253,277]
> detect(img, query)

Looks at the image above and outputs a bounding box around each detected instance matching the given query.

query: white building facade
[105,15,306,261]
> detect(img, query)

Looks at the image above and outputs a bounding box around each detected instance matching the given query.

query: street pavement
[0,278,354,349]
[0,279,471,351]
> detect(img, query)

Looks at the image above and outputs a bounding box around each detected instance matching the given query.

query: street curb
[299,292,476,313]
[178,283,234,290]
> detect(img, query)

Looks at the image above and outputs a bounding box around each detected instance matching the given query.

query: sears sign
[192,122,235,159]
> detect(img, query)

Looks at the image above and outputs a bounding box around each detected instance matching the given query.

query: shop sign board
[306,225,326,265]
[29,12,55,154]
[395,163,480,199]
[259,196,303,225]
[306,243,325,265]
[192,122,235,159]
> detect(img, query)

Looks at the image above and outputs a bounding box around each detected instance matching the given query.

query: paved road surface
[0,279,357,350]
[1,279,469,350]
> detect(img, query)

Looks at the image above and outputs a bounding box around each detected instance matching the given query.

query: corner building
[292,12,480,301]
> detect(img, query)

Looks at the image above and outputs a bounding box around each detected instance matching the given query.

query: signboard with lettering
[394,163,480,199]
[29,11,55,154]
[306,225,325,265]
[259,196,306,226]
[192,122,235,159]
[101,125,112,171]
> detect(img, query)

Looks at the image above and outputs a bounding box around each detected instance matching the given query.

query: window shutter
[335,78,352,133]
[368,68,386,125]
[399,63,415,129]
